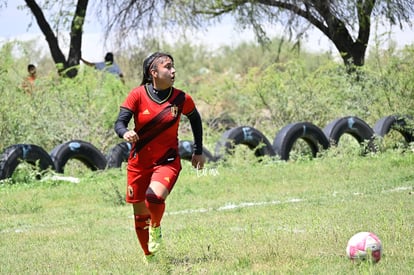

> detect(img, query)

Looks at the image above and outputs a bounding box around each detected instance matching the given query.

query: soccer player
[114,52,205,261]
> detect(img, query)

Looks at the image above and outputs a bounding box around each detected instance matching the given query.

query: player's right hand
[123,130,139,143]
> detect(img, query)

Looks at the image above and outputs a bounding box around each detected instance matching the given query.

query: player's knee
[145,193,165,204]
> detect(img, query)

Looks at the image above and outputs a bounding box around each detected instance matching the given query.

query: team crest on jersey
[170,105,178,117]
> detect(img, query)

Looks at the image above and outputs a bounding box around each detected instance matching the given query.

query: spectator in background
[22,64,37,94]
[81,52,124,84]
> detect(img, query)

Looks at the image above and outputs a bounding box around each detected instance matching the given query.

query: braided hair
[141,52,174,85]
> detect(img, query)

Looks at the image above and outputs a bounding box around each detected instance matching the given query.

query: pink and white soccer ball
[346,232,382,263]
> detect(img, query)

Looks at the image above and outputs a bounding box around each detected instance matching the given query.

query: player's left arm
[184,94,205,169]
[187,108,205,169]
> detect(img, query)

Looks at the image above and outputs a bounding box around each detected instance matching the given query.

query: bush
[1,39,413,156]
[0,62,126,153]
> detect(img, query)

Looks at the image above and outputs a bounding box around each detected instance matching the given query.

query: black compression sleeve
[187,108,203,155]
[114,107,133,138]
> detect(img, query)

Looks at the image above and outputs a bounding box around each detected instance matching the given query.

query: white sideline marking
[1,186,410,234]
[165,186,411,216]
[382,186,412,193]
[166,198,304,216]
[42,175,80,183]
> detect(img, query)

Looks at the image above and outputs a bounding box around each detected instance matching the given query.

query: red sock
[134,214,151,255]
[145,194,165,227]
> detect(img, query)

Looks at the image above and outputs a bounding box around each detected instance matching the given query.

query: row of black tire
[0,115,412,180]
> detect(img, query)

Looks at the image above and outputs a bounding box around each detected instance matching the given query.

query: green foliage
[0,55,127,153]
[1,37,414,159]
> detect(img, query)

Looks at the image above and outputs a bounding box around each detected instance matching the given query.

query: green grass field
[0,149,413,274]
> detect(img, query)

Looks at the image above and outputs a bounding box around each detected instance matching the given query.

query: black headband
[141,52,174,85]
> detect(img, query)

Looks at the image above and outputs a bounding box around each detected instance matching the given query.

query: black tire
[106,142,132,168]
[323,116,376,152]
[214,126,275,160]
[179,140,215,162]
[323,116,374,144]
[373,114,414,143]
[0,144,55,180]
[50,140,107,173]
[273,122,330,161]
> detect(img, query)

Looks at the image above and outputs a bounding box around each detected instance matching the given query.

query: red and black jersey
[120,84,196,166]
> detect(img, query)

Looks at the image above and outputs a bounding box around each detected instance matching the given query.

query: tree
[24,0,88,78]
[101,0,414,68]
[12,0,173,78]
[7,0,414,76]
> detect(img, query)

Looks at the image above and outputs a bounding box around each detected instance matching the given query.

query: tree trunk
[24,0,89,78]
[266,0,375,70]
[328,23,367,68]
[311,0,374,69]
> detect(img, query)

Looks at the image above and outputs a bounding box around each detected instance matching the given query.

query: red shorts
[125,157,182,203]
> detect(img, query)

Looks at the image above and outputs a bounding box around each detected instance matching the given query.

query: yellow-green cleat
[148,226,162,253]
[143,253,156,265]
